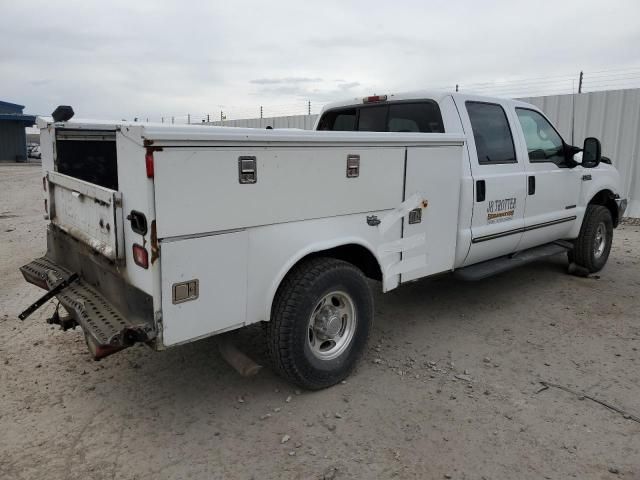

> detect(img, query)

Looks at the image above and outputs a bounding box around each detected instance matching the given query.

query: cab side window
[466,102,517,165]
[515,108,565,165]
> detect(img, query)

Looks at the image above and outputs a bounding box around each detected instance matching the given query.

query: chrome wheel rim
[593,222,607,258]
[307,291,356,361]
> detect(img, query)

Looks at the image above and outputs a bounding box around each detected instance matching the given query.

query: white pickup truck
[20,92,626,389]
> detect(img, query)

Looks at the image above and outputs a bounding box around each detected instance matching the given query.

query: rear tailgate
[47,171,124,261]
[19,122,157,358]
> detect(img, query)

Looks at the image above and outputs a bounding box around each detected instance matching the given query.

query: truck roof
[319,90,538,113]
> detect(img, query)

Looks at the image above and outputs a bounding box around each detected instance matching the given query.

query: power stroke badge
[487,197,516,223]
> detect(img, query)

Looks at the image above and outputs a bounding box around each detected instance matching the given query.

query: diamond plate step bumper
[20,256,156,359]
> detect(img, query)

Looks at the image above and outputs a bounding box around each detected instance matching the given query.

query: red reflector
[145,150,154,178]
[363,95,387,104]
[133,244,149,269]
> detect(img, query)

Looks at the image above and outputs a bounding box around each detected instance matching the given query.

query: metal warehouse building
[0,100,36,162]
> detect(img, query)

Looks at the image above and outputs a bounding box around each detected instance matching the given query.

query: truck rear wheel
[268,257,373,390]
[570,205,613,273]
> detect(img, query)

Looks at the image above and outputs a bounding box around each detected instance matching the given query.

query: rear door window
[465,102,517,165]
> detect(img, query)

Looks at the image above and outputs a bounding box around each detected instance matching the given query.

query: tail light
[145,149,154,178]
[132,244,149,269]
[363,95,387,104]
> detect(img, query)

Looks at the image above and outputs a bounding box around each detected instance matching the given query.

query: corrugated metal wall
[211,89,639,217]
[212,114,318,130]
[521,89,640,217]
[0,122,27,161]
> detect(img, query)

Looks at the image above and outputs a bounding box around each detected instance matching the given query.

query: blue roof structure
[0,100,35,125]
[0,100,26,114]
[0,100,36,161]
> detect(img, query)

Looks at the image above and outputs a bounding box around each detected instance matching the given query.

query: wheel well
[307,244,382,281]
[588,190,619,227]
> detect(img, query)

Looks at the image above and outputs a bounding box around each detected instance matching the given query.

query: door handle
[528,176,536,195]
[476,180,486,202]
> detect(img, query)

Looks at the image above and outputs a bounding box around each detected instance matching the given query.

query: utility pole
[260,106,263,119]
[578,71,583,94]
[307,100,311,115]
[207,114,210,123]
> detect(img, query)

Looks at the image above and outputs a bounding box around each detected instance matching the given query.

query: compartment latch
[238,156,257,184]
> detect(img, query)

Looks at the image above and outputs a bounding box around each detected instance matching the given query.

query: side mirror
[582,137,601,168]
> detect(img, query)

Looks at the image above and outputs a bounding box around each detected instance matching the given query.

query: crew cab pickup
[19,92,626,389]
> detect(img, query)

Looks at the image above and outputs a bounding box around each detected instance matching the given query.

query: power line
[140,67,640,122]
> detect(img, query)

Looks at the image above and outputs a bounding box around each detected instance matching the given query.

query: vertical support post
[187,114,191,124]
[578,71,583,94]
[161,117,164,123]
[308,100,311,115]
[171,116,174,124]
[456,84,459,92]
[207,114,210,123]
[260,106,263,119]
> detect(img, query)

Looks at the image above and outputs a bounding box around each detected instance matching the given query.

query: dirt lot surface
[1,163,639,480]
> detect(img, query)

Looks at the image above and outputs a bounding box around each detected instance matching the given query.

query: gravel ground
[1,163,639,480]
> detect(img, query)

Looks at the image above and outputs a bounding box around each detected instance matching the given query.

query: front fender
[570,164,623,237]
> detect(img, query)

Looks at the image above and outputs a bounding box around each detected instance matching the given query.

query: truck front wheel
[570,205,613,273]
[268,257,373,390]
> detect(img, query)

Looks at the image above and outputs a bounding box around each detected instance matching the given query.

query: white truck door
[453,97,528,266]
[512,107,582,250]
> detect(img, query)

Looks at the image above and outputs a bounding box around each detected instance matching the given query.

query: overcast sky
[2,0,639,121]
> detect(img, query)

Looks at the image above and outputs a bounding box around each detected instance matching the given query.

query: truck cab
[315,91,627,273]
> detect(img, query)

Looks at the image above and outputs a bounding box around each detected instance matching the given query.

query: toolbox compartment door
[400,146,462,282]
[47,171,124,261]
[160,230,249,346]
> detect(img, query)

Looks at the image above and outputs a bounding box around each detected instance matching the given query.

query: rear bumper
[20,256,156,359]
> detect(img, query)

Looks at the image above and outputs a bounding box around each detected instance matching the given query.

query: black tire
[268,257,373,390]
[570,205,613,273]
